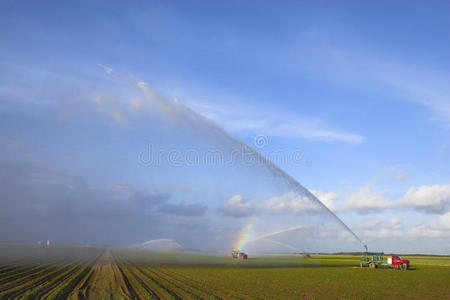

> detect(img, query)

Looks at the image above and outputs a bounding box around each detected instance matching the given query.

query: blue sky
[1,1,450,254]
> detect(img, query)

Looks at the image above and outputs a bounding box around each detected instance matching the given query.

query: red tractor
[388,255,410,270]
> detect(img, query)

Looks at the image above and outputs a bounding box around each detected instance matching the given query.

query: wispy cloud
[93,64,366,144]
[287,37,450,125]
[188,101,365,144]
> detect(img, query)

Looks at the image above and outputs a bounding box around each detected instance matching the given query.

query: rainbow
[232,218,254,251]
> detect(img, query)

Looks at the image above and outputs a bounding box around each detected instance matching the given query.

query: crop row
[3,248,448,299]
[0,249,103,300]
[112,251,260,300]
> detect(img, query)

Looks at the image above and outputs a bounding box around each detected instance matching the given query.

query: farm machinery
[231,249,248,259]
[360,252,409,270]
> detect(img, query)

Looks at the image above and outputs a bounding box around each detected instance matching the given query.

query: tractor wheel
[401,263,407,270]
[369,262,376,269]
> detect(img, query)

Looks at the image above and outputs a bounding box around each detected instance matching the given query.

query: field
[0,243,449,299]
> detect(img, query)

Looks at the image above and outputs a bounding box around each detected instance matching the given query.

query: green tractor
[360,252,384,268]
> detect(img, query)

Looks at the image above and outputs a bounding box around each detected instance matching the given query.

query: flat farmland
[0,244,449,299]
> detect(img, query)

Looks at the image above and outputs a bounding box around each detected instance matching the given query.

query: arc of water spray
[181,98,366,250]
[184,103,367,249]
[247,225,309,244]
[99,65,366,250]
[245,226,307,252]
[262,239,300,252]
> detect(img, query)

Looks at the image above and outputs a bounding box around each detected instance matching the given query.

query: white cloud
[352,215,450,253]
[217,194,260,217]
[343,185,394,214]
[219,183,450,218]
[98,64,114,75]
[265,192,322,214]
[341,184,450,215]
[354,214,450,240]
[262,184,450,216]
[385,216,403,230]
[218,192,325,217]
[311,190,338,212]
[354,217,404,239]
[400,184,450,214]
[405,212,450,240]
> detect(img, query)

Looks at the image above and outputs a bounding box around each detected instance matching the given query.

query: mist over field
[0,67,363,253]
[1,0,450,255]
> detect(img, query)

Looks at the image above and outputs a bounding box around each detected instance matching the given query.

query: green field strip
[122,258,181,300]
[66,262,97,299]
[0,266,62,294]
[139,266,200,299]
[43,254,101,300]
[67,251,105,299]
[0,258,70,278]
[0,264,25,274]
[0,263,58,284]
[0,256,83,290]
[0,265,12,272]
[69,249,138,300]
[114,254,173,299]
[158,268,253,300]
[128,264,176,299]
[0,245,448,300]
[165,268,255,300]
[115,259,153,299]
[45,265,89,300]
[113,253,156,299]
[0,259,81,298]
[167,268,262,300]
[21,263,84,300]
[134,266,181,299]
[0,265,54,289]
[153,267,224,300]
[0,266,70,298]
[110,256,139,300]
[0,265,39,282]
[115,252,252,300]
[0,264,37,277]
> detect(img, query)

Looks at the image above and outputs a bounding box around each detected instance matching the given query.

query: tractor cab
[388,255,409,269]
